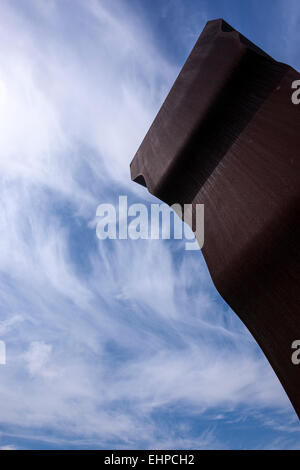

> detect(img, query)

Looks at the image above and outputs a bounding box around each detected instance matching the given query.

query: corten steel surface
[130,19,300,418]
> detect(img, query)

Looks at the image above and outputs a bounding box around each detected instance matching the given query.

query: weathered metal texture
[130,19,300,418]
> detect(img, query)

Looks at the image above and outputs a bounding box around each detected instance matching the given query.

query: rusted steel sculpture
[130,19,300,418]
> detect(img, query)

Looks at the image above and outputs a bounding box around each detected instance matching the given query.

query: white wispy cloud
[0,445,17,450]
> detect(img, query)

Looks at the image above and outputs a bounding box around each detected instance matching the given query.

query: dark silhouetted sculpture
[130,19,300,418]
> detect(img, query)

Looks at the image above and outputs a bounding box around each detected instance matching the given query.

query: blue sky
[0,0,299,450]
